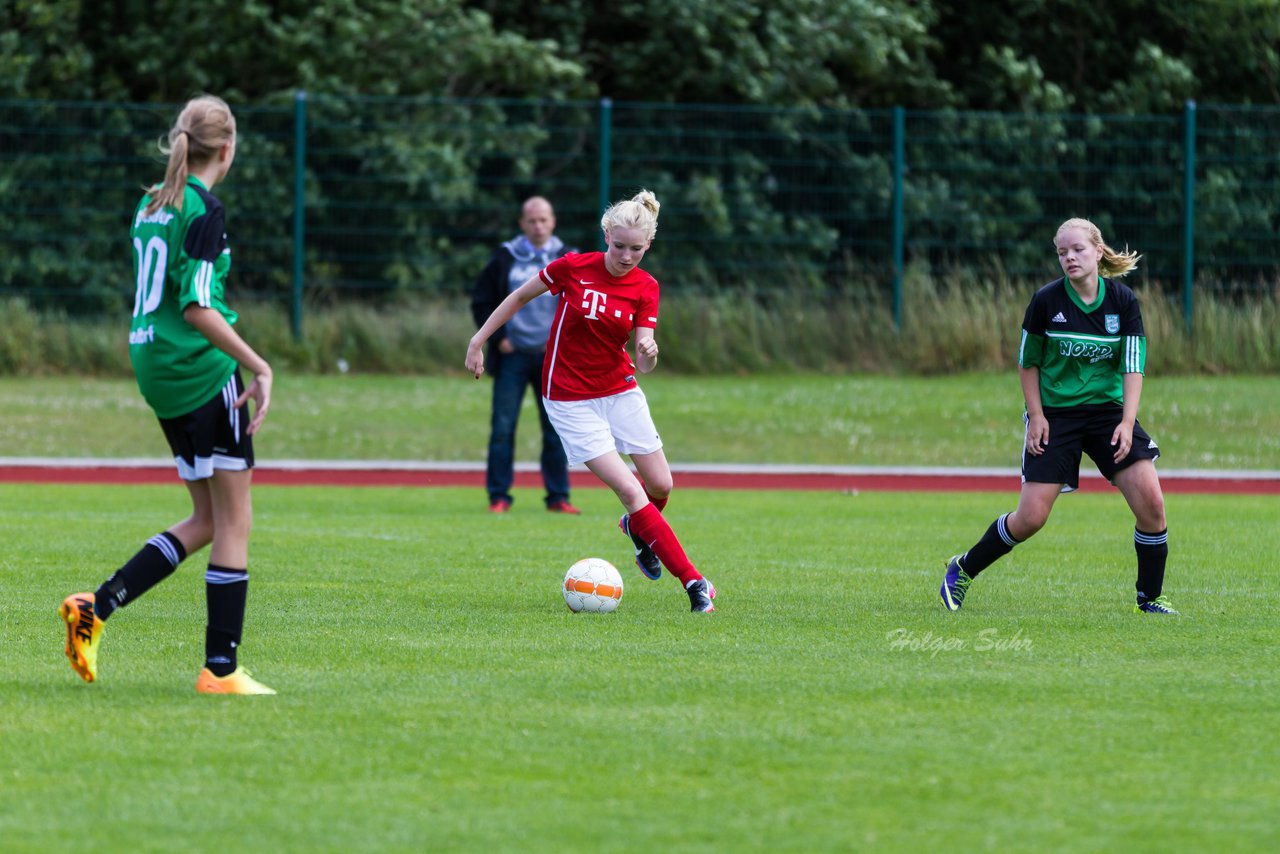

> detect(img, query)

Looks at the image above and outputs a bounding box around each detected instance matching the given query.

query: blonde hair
[601,189,660,241]
[144,95,236,215]
[1056,217,1141,277]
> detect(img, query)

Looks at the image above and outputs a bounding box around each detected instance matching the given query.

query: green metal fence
[1,96,1276,334]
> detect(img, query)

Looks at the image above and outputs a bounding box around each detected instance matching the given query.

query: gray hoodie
[503,235,565,351]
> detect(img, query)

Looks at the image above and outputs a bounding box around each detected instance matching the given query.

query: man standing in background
[471,197,579,514]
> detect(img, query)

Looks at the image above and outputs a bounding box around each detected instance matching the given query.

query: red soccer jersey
[538,252,660,401]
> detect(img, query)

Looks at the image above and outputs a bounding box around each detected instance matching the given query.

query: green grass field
[3,373,1279,468]
[3,483,1277,851]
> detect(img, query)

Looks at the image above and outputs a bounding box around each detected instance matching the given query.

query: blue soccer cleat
[1134,595,1179,615]
[619,514,662,580]
[939,555,973,611]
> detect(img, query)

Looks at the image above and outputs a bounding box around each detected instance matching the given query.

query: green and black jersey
[1018,276,1146,410]
[128,176,238,419]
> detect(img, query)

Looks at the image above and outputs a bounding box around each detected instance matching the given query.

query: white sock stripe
[996,513,1018,546]
[205,568,249,585]
[1134,530,1168,545]
[147,534,181,567]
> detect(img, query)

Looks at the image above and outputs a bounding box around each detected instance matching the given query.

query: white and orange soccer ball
[562,558,624,613]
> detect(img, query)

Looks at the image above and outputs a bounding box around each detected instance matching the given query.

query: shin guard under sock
[205,565,248,677]
[1134,528,1169,600]
[627,502,700,585]
[94,531,187,620]
[960,513,1020,578]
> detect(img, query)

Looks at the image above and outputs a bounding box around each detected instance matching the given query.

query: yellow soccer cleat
[195,666,277,695]
[60,593,104,683]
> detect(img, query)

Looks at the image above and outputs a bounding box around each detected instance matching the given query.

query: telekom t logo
[581,288,607,319]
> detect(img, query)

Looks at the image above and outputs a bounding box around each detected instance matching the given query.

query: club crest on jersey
[1104,314,1120,334]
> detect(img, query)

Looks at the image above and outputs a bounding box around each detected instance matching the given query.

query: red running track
[1,464,1277,494]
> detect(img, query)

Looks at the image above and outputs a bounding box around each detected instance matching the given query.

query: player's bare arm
[466,275,549,378]
[183,304,272,434]
[1112,372,1144,462]
[1019,365,1048,455]
[635,327,658,373]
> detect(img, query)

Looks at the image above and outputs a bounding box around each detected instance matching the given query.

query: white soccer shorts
[543,387,663,466]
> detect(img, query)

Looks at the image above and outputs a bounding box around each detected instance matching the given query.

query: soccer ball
[562,558,624,613]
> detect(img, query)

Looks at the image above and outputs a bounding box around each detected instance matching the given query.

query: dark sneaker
[619,514,662,580]
[546,500,582,515]
[686,578,716,613]
[939,555,973,611]
[1134,595,1179,615]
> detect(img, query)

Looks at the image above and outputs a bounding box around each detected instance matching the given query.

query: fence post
[891,106,905,332]
[1181,99,1196,335]
[291,90,307,341]
[597,98,613,251]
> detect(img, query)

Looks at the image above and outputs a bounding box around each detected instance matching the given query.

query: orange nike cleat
[60,593,104,683]
[195,666,277,695]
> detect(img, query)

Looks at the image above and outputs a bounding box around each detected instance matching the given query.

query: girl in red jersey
[466,189,715,612]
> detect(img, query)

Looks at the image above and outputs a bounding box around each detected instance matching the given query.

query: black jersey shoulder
[183,180,228,263]
[1029,277,1136,313]
[1032,277,1067,301]
[1100,276,1137,307]
[1024,276,1143,338]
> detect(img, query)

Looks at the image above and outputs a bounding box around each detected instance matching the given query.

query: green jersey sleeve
[1019,329,1045,369]
[1119,293,1146,374]
[1121,335,1147,374]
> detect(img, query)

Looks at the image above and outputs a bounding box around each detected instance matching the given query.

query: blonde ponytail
[145,131,190,214]
[144,95,236,215]
[1099,243,1141,278]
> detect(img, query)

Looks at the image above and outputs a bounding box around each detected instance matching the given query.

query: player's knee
[186,515,215,546]
[616,482,647,507]
[214,507,252,541]
[1141,493,1166,530]
[645,477,673,500]
[1011,510,1048,539]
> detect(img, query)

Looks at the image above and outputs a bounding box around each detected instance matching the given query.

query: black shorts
[1021,406,1160,492]
[158,371,255,481]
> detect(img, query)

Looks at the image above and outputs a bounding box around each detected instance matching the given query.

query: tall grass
[4,271,1276,376]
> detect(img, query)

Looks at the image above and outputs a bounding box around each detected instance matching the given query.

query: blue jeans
[486,349,570,506]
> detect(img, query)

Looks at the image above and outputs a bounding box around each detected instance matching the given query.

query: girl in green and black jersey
[939,218,1175,615]
[60,95,277,693]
